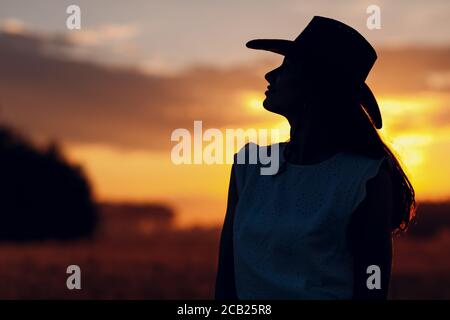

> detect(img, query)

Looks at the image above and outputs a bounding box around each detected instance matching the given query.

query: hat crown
[291,16,377,81]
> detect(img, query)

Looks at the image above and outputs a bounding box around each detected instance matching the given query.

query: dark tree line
[0,127,97,241]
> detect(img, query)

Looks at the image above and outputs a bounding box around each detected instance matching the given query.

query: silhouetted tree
[0,127,97,241]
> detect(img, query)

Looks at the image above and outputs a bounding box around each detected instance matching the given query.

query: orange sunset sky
[0,1,449,227]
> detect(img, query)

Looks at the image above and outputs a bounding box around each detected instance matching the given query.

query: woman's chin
[263,99,288,117]
[262,97,272,109]
[263,97,277,112]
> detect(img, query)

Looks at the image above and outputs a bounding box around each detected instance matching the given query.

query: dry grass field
[0,203,449,299]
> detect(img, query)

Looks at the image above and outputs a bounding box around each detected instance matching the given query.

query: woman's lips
[265,85,274,95]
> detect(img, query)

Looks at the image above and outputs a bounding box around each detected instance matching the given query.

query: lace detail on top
[232,142,390,299]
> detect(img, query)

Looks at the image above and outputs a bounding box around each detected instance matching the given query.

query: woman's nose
[265,66,281,83]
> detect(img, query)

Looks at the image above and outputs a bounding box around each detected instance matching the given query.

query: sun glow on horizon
[240,91,266,114]
[61,91,450,227]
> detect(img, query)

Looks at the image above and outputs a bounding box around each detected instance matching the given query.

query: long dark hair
[274,81,416,234]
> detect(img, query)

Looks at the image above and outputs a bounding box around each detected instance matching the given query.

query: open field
[0,203,449,299]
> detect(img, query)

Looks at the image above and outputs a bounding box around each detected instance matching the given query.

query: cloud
[367,47,450,94]
[0,18,141,65]
[138,57,180,76]
[427,71,450,90]
[0,29,265,151]
[0,18,26,35]
[61,24,141,65]
[66,24,139,47]
[0,28,449,152]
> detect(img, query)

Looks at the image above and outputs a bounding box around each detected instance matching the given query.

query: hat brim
[246,39,382,129]
[246,39,294,55]
[360,82,382,129]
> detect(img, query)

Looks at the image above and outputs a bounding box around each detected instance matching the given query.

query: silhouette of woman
[215,16,416,300]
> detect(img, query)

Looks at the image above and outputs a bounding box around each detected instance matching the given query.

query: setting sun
[240,91,265,114]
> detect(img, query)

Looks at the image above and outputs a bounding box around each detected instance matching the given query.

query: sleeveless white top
[232,142,390,299]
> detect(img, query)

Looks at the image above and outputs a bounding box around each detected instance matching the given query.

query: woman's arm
[348,160,394,300]
[214,164,239,300]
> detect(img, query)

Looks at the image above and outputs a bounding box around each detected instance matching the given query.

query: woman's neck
[287,119,340,165]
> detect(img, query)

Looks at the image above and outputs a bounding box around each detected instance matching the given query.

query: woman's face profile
[263,57,308,118]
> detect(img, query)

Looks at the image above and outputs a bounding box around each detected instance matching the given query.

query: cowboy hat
[246,16,382,129]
